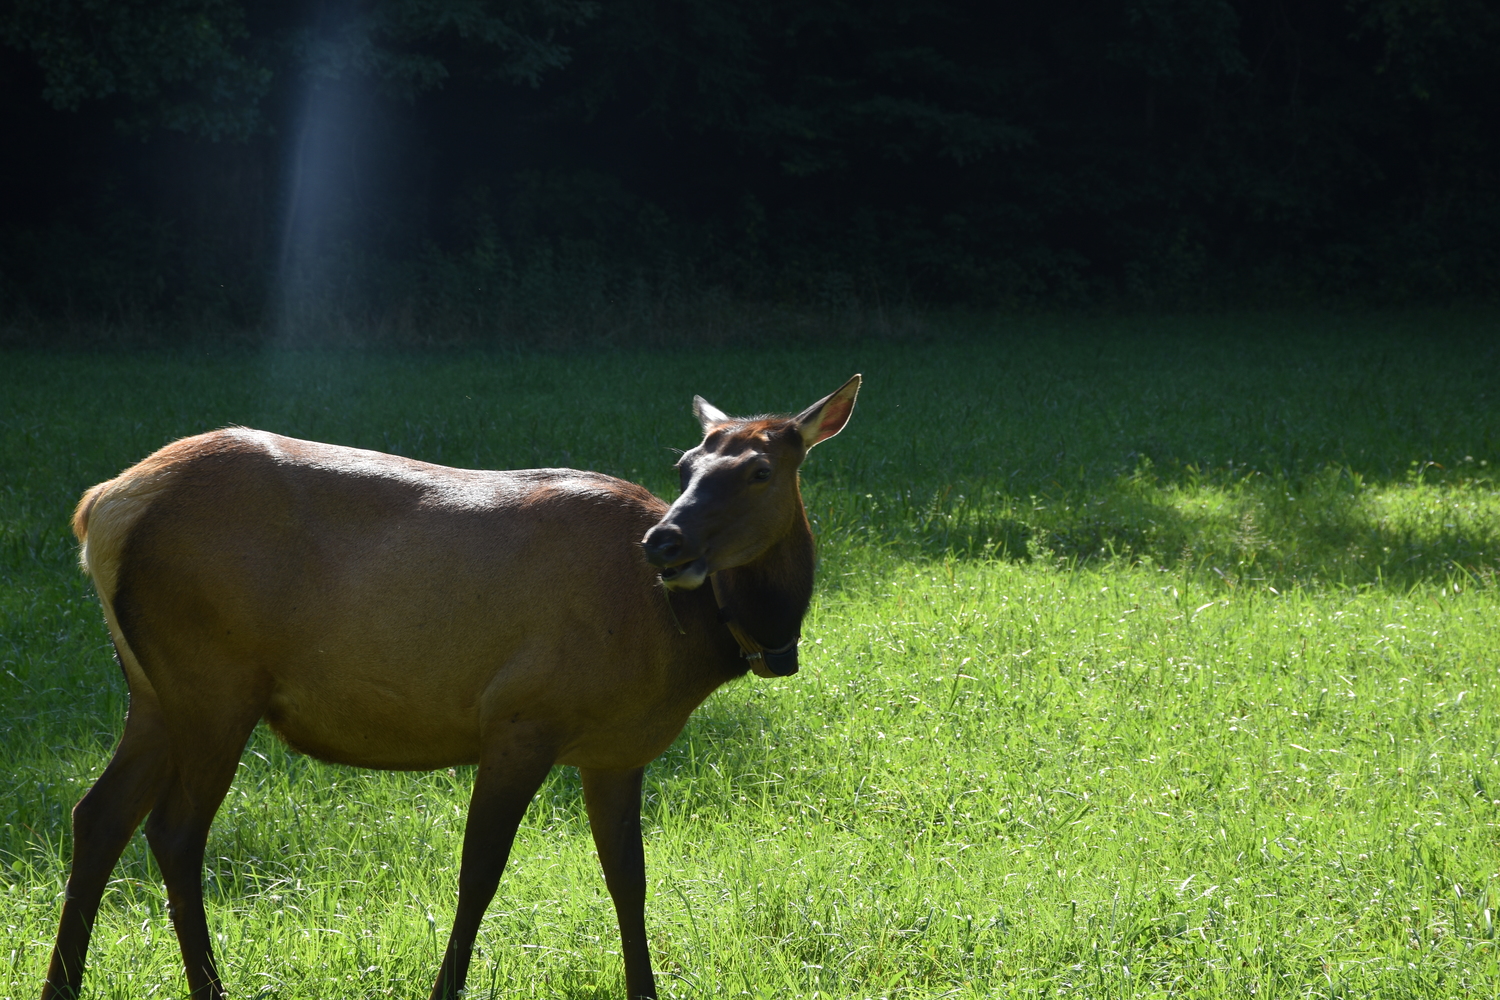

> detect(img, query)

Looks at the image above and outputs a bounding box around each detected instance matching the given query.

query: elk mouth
[642,520,709,590]
[657,555,709,591]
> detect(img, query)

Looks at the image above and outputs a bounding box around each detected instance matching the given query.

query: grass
[1,307,1498,998]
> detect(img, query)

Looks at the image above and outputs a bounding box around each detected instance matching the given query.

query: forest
[1,0,1497,343]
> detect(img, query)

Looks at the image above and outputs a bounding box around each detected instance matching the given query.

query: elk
[42,374,860,1000]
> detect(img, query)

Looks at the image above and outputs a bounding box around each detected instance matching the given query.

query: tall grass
[1,309,1497,997]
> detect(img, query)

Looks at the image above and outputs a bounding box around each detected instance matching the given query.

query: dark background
[2,0,1497,342]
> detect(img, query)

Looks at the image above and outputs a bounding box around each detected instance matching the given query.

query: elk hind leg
[43,694,174,1000]
[143,702,263,1000]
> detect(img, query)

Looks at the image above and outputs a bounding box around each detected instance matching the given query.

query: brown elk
[42,374,860,1000]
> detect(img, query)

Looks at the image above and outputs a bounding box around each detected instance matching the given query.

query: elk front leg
[581,766,656,1000]
[429,737,555,1000]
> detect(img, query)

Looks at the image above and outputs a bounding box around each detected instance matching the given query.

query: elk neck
[710,502,816,658]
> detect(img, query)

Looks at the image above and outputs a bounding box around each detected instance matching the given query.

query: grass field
[2,309,1499,998]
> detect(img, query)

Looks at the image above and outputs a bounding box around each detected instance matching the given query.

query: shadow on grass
[0,678,782,905]
[815,458,1500,591]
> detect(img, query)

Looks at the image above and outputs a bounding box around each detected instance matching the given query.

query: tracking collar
[710,574,800,676]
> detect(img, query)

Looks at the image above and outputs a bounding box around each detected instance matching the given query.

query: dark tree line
[2,0,1497,339]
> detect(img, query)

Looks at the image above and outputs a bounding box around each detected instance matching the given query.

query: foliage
[288,0,597,97]
[0,0,270,139]
[0,1,1498,334]
[0,0,594,139]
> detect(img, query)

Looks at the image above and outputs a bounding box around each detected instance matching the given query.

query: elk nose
[641,524,685,567]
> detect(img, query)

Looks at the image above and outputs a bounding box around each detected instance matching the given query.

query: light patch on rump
[72,429,279,700]
[75,465,180,606]
[74,428,271,601]
[72,463,184,703]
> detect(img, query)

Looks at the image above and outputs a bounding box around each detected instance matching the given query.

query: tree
[0,0,595,140]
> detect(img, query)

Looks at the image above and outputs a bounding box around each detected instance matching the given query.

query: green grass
[2,308,1499,998]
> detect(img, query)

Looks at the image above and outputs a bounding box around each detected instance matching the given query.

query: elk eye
[752,467,771,482]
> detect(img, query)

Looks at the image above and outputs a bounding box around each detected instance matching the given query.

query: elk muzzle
[641,522,709,591]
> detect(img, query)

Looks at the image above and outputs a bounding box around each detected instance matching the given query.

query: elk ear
[693,395,730,431]
[794,374,861,449]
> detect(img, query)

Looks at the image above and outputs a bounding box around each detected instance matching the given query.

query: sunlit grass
[2,309,1498,997]
[813,459,1500,591]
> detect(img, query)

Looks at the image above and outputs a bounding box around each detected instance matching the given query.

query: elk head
[642,375,860,591]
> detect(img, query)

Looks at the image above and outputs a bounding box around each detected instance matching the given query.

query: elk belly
[263,668,485,770]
